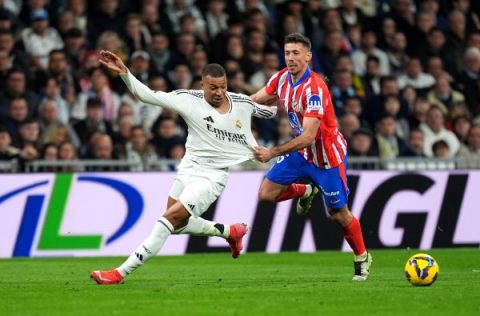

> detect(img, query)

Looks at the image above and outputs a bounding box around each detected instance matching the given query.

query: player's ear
[306,51,312,62]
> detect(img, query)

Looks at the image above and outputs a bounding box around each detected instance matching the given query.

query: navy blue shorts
[266,152,349,209]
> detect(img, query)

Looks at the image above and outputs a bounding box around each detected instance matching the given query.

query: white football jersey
[121,72,277,168]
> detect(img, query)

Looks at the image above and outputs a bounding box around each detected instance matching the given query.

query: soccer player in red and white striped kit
[252,33,372,280]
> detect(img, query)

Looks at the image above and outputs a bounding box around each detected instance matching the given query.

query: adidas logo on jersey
[188,203,195,210]
[203,116,214,123]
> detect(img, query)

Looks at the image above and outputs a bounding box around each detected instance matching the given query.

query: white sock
[303,184,312,198]
[173,217,230,238]
[354,251,368,262]
[117,217,174,276]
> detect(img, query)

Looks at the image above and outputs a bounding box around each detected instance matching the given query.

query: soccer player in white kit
[91,50,277,285]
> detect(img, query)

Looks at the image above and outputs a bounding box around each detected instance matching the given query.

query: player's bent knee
[258,188,277,202]
[163,204,191,229]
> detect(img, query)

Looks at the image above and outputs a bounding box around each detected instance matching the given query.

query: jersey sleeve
[304,82,327,120]
[120,71,191,115]
[265,71,281,96]
[252,102,277,119]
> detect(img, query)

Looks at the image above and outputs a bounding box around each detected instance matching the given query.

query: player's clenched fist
[254,146,274,163]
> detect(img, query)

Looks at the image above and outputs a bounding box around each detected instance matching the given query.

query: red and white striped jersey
[266,67,347,169]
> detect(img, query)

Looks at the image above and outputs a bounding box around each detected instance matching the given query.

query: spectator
[444,10,467,75]
[128,50,152,84]
[65,0,87,33]
[457,124,480,158]
[38,98,80,148]
[61,29,87,77]
[148,31,174,75]
[87,0,125,44]
[338,0,370,29]
[59,140,78,161]
[0,29,31,76]
[420,105,461,157]
[383,95,409,139]
[73,97,115,144]
[400,128,426,157]
[351,29,390,76]
[427,76,465,113]
[189,49,208,78]
[318,30,347,79]
[2,97,29,140]
[0,68,39,120]
[174,32,196,64]
[452,115,472,145]
[375,114,409,159]
[348,128,377,157]
[397,57,435,92]
[179,13,208,45]
[119,125,157,171]
[339,113,360,141]
[71,66,121,122]
[96,31,128,63]
[386,32,409,76]
[408,96,431,129]
[14,119,40,150]
[58,140,79,172]
[123,14,150,52]
[274,116,293,146]
[21,8,64,70]
[38,142,58,172]
[249,51,279,91]
[167,62,192,90]
[165,0,205,36]
[432,139,450,158]
[455,47,480,116]
[362,55,382,97]
[205,0,229,40]
[0,125,19,161]
[40,76,70,125]
[330,69,361,115]
[426,55,453,82]
[150,117,185,158]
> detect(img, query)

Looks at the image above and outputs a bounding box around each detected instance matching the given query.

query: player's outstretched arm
[99,50,185,114]
[254,117,320,162]
[250,87,278,105]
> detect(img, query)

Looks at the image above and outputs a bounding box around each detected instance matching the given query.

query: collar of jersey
[288,67,311,88]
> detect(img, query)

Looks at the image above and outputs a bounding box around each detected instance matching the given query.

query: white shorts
[169,157,229,217]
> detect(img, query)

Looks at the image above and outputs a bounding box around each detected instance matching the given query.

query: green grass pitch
[1,248,479,316]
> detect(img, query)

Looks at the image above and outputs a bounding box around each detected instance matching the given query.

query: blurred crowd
[0,0,479,172]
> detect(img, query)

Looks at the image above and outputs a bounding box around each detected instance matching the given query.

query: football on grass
[404,253,439,286]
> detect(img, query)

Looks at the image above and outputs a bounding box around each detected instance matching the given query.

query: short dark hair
[87,97,102,108]
[202,63,226,78]
[432,139,449,152]
[284,33,311,51]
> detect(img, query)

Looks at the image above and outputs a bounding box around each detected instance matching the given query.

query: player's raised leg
[258,153,316,215]
[90,202,189,285]
[173,216,248,258]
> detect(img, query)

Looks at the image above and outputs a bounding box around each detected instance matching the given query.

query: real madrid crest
[235,119,242,130]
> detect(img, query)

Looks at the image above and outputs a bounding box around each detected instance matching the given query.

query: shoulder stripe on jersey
[175,90,204,98]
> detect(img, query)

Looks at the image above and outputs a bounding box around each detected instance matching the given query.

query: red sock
[276,184,307,202]
[343,217,366,256]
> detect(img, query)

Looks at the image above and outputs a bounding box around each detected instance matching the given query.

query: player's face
[202,75,227,108]
[284,43,312,77]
